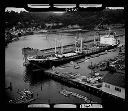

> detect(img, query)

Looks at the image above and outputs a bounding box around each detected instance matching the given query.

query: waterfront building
[101,72,125,99]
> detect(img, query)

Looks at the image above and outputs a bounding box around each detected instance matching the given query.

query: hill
[5,9,125,30]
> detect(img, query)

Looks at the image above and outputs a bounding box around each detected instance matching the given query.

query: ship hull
[26,53,85,70]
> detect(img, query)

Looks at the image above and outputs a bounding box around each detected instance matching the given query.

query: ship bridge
[100,31,118,46]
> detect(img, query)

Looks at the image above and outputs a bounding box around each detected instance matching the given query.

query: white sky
[5,7,124,13]
[5,7,28,13]
[107,7,124,9]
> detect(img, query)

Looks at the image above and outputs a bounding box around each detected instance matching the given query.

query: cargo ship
[22,31,119,70]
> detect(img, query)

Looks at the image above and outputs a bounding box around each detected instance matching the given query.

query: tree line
[5,9,125,30]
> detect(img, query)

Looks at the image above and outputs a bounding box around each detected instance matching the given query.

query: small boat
[74,64,80,69]
[59,90,70,97]
[9,90,36,104]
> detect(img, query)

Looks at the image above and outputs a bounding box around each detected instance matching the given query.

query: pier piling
[10,82,12,91]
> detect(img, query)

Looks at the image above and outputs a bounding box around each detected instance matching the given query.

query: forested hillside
[5,9,125,30]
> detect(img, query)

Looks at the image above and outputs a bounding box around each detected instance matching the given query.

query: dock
[44,70,125,104]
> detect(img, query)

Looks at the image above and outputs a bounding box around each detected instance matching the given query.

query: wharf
[44,70,125,104]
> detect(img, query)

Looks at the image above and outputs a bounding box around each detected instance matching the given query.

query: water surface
[5,32,102,104]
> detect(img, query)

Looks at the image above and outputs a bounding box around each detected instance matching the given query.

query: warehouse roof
[102,72,125,88]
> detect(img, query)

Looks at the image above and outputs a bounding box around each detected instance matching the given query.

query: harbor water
[5,32,103,104]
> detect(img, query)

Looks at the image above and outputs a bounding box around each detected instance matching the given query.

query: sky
[5,7,124,13]
[5,7,28,13]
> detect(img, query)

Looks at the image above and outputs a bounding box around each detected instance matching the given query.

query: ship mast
[94,35,96,45]
[80,38,82,52]
[108,27,112,36]
[109,27,111,33]
[75,31,79,52]
[61,41,63,54]
[75,38,76,52]
[55,38,57,54]
[60,33,63,54]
